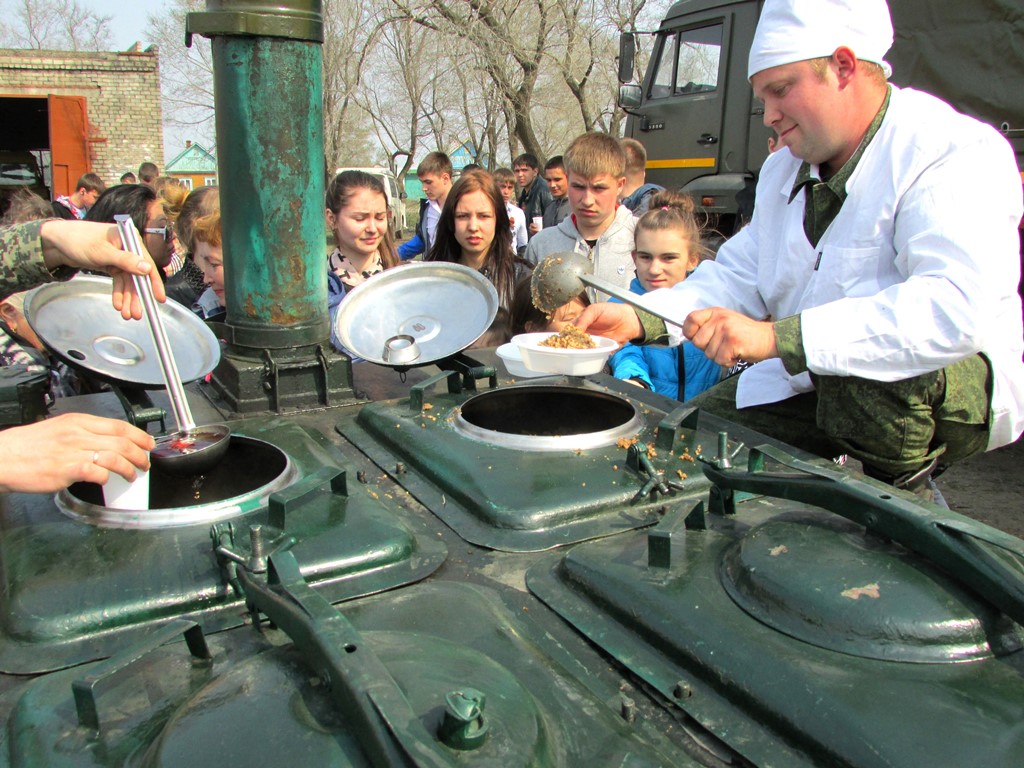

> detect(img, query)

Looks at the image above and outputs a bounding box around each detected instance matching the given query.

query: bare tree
[143,0,679,174]
[354,17,442,181]
[450,47,509,170]
[547,0,670,137]
[322,0,392,171]
[147,0,216,148]
[0,0,111,51]
[389,0,556,160]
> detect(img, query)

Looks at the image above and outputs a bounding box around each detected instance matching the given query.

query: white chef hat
[747,0,893,80]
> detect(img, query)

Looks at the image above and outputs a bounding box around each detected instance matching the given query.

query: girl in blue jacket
[609,191,723,401]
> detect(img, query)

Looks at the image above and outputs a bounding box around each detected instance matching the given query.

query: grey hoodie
[525,206,636,301]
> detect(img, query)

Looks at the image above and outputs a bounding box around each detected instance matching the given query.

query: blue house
[165,141,217,190]
[449,141,476,172]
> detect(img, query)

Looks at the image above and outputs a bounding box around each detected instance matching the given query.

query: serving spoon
[115,216,230,476]
[531,251,689,327]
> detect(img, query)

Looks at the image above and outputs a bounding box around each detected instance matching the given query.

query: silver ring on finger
[92,451,100,464]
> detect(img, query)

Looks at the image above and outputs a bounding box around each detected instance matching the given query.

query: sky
[93,0,196,161]
[94,0,162,50]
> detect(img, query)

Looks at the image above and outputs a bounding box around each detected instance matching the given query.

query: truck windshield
[649,24,723,99]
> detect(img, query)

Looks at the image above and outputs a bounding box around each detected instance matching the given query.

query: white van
[333,166,408,239]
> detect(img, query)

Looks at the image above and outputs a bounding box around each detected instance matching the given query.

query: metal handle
[114,216,195,433]
[72,619,211,733]
[702,443,1024,628]
[579,273,690,328]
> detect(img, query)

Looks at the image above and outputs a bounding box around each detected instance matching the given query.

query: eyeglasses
[144,226,174,243]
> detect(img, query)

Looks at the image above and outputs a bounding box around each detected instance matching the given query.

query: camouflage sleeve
[774,314,808,374]
[0,220,57,296]
[636,310,670,344]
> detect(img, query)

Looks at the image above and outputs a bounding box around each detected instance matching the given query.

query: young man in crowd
[576,0,1024,500]
[619,138,664,215]
[120,171,137,185]
[495,168,529,257]
[525,133,636,298]
[514,153,553,239]
[541,155,571,229]
[398,152,453,260]
[51,173,106,220]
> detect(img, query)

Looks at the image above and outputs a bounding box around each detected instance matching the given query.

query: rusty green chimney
[186,0,355,413]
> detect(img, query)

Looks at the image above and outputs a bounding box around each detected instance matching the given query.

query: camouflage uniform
[684,325,990,479]
[0,220,72,297]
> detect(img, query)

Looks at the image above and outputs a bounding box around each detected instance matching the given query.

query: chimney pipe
[186,0,354,413]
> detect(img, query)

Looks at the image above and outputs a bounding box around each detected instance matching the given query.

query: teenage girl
[325,170,401,357]
[428,169,532,345]
[609,190,724,400]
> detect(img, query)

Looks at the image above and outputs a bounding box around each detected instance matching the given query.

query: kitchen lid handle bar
[703,443,1024,628]
[114,216,196,434]
[72,619,211,733]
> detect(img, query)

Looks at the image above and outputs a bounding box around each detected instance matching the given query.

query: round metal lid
[720,514,1023,663]
[23,275,220,387]
[334,262,499,366]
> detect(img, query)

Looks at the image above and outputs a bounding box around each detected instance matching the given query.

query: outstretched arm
[0,413,155,494]
[37,219,166,320]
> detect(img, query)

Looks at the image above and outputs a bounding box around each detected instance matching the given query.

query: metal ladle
[531,252,689,326]
[115,216,230,476]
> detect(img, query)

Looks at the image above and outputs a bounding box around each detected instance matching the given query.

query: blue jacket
[327,272,364,361]
[609,278,723,401]
[397,198,430,260]
[620,183,664,216]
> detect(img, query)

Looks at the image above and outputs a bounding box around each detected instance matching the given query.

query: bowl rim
[511,331,617,355]
[496,342,523,360]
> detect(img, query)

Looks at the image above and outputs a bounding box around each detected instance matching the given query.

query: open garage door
[48,95,90,197]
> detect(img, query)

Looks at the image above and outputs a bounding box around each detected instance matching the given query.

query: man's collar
[788,85,892,205]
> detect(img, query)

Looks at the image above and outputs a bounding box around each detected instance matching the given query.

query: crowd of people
[0,0,1020,503]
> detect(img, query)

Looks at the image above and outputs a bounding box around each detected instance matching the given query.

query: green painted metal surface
[0,581,690,767]
[527,449,1024,767]
[341,379,717,552]
[0,417,445,674]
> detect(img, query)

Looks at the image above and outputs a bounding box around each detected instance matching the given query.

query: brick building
[0,44,164,195]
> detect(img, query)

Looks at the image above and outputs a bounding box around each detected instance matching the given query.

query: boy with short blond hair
[398,151,454,260]
[525,133,636,298]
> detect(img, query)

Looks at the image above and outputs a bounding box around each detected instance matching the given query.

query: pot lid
[23,275,220,387]
[333,262,498,366]
[719,514,1022,662]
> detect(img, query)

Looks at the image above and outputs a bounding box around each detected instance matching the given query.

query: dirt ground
[934,436,1024,539]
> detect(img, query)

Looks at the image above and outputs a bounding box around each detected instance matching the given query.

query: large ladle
[531,251,689,326]
[115,216,230,476]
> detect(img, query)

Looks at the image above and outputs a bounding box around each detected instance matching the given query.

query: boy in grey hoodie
[525,133,636,301]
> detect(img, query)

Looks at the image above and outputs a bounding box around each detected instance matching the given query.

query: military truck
[617,0,1024,236]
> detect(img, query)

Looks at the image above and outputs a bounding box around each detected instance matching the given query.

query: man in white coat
[575,0,1024,494]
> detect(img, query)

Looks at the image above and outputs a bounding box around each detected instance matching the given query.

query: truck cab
[620,0,1024,241]
[620,0,772,234]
